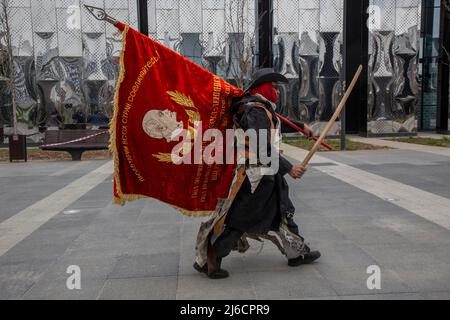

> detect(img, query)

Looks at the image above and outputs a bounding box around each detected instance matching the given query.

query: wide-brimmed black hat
[245,68,288,92]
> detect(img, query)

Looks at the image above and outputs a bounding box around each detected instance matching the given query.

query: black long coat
[225,95,300,234]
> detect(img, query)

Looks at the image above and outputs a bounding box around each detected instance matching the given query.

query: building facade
[0,0,449,141]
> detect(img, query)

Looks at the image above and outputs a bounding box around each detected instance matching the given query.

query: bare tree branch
[224,0,257,89]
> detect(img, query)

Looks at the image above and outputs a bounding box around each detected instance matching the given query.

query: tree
[0,0,19,136]
[224,0,257,89]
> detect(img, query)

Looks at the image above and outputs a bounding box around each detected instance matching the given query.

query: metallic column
[137,0,149,36]
[343,0,369,136]
[437,2,450,133]
[257,0,273,68]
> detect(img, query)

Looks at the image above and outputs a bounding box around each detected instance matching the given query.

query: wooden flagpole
[276,113,333,151]
[301,65,363,168]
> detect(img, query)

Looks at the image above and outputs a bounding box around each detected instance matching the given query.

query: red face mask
[249,82,279,104]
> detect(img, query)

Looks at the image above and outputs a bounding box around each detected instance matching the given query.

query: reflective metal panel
[274,0,343,136]
[367,0,421,134]
[1,0,138,133]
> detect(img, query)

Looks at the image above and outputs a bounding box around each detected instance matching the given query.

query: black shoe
[193,262,208,274]
[193,262,229,279]
[207,268,230,279]
[288,251,321,267]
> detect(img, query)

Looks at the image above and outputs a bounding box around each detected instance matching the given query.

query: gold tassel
[110,25,129,205]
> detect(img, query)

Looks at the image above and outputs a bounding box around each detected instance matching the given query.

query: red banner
[111,23,244,216]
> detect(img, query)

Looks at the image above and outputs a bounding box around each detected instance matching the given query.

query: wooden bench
[41,129,110,161]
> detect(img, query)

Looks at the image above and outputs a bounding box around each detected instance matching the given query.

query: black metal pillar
[257,0,273,68]
[137,0,149,36]
[437,3,449,133]
[343,0,369,136]
[420,0,435,131]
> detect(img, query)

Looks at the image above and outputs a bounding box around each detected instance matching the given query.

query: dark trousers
[213,217,305,260]
[213,226,244,259]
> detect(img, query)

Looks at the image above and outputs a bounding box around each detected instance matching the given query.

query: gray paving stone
[249,267,338,299]
[390,229,450,247]
[98,276,177,300]
[336,225,411,246]
[37,210,99,231]
[392,263,450,292]
[109,253,179,279]
[315,265,412,296]
[22,277,107,300]
[339,293,423,300]
[311,240,379,268]
[0,263,48,299]
[241,251,295,272]
[0,229,80,264]
[354,162,450,200]
[420,291,450,300]
[177,272,256,300]
[137,208,184,225]
[0,161,110,224]
[358,243,446,268]
[323,149,450,166]
[299,296,343,300]
[2,152,450,300]
[20,253,117,300]
[301,226,348,245]
[45,255,117,281]
[69,230,130,252]
[124,224,181,256]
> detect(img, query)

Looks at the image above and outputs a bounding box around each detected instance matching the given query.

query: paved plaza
[1,139,450,300]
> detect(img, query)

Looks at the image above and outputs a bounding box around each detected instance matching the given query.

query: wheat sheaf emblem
[152,91,200,163]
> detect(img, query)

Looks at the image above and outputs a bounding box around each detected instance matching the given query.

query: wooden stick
[276,113,333,151]
[301,65,363,167]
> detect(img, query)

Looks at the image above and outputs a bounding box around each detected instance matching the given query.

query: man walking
[195,68,321,279]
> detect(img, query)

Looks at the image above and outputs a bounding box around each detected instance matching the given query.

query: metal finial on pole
[84,5,118,26]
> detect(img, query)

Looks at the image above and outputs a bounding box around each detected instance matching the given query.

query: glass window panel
[156,9,180,47]
[148,0,157,34]
[299,9,320,45]
[370,0,396,31]
[55,0,79,9]
[31,0,57,33]
[105,0,128,9]
[396,7,419,34]
[299,0,319,10]
[10,7,33,56]
[83,32,107,80]
[277,0,299,33]
[180,0,202,33]
[57,8,82,56]
[9,0,30,7]
[80,0,104,33]
[319,0,343,32]
[202,9,225,48]
[432,8,441,38]
[202,0,224,10]
[128,0,139,29]
[156,0,179,10]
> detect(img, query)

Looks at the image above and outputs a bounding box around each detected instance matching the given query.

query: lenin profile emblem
[142,91,200,163]
[142,109,183,142]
